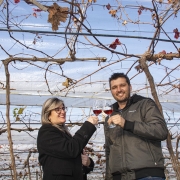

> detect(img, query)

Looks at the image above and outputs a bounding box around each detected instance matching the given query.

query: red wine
[104,109,113,115]
[93,109,102,116]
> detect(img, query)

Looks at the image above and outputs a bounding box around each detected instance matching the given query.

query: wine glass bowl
[104,109,113,116]
[93,109,102,116]
[103,100,113,115]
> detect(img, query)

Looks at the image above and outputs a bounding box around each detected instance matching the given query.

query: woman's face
[48,104,66,125]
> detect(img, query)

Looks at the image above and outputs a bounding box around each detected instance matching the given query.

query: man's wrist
[124,120,135,133]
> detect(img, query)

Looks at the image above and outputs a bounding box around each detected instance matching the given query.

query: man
[104,73,168,180]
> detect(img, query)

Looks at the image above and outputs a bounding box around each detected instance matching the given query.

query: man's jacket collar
[112,94,146,111]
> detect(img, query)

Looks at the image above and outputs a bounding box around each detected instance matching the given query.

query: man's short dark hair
[109,73,131,87]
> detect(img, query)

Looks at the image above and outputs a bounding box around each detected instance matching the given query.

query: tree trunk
[3,60,17,180]
[139,53,180,180]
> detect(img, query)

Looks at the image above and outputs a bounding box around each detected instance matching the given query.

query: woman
[37,97,98,180]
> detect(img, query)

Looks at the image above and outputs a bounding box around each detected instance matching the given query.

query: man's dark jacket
[37,121,96,180]
[104,94,168,180]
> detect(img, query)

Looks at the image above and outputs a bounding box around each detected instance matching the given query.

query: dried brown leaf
[109,9,117,17]
[62,79,69,88]
[135,65,142,72]
[88,0,97,2]
[62,78,73,88]
[48,3,69,31]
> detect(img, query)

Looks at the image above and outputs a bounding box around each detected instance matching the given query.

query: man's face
[110,77,132,103]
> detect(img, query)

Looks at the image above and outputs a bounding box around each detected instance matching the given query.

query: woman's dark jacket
[37,121,96,180]
[83,158,94,180]
[104,94,168,180]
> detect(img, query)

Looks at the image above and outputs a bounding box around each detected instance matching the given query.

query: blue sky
[0,0,180,107]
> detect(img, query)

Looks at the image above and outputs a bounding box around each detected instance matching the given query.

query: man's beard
[116,90,131,104]
[117,97,129,104]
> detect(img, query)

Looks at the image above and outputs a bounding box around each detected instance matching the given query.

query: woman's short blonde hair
[41,97,70,134]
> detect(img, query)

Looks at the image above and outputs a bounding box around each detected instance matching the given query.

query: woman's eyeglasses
[53,107,67,113]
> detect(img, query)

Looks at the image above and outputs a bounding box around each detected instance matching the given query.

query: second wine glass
[103,100,115,128]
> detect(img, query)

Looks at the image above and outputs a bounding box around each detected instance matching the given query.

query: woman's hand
[81,149,91,167]
[87,116,98,125]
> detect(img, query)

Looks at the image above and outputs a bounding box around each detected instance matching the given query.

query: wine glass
[92,100,104,127]
[103,100,115,128]
[92,100,103,116]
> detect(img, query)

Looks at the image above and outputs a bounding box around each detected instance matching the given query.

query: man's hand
[108,114,125,128]
[81,149,91,167]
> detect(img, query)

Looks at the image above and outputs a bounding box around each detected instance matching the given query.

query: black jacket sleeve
[37,121,96,159]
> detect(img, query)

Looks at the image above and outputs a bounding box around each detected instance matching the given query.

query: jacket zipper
[119,110,127,173]
[121,131,127,173]
[146,140,157,166]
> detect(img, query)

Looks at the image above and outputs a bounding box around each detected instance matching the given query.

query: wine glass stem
[108,114,116,128]
[95,115,99,128]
